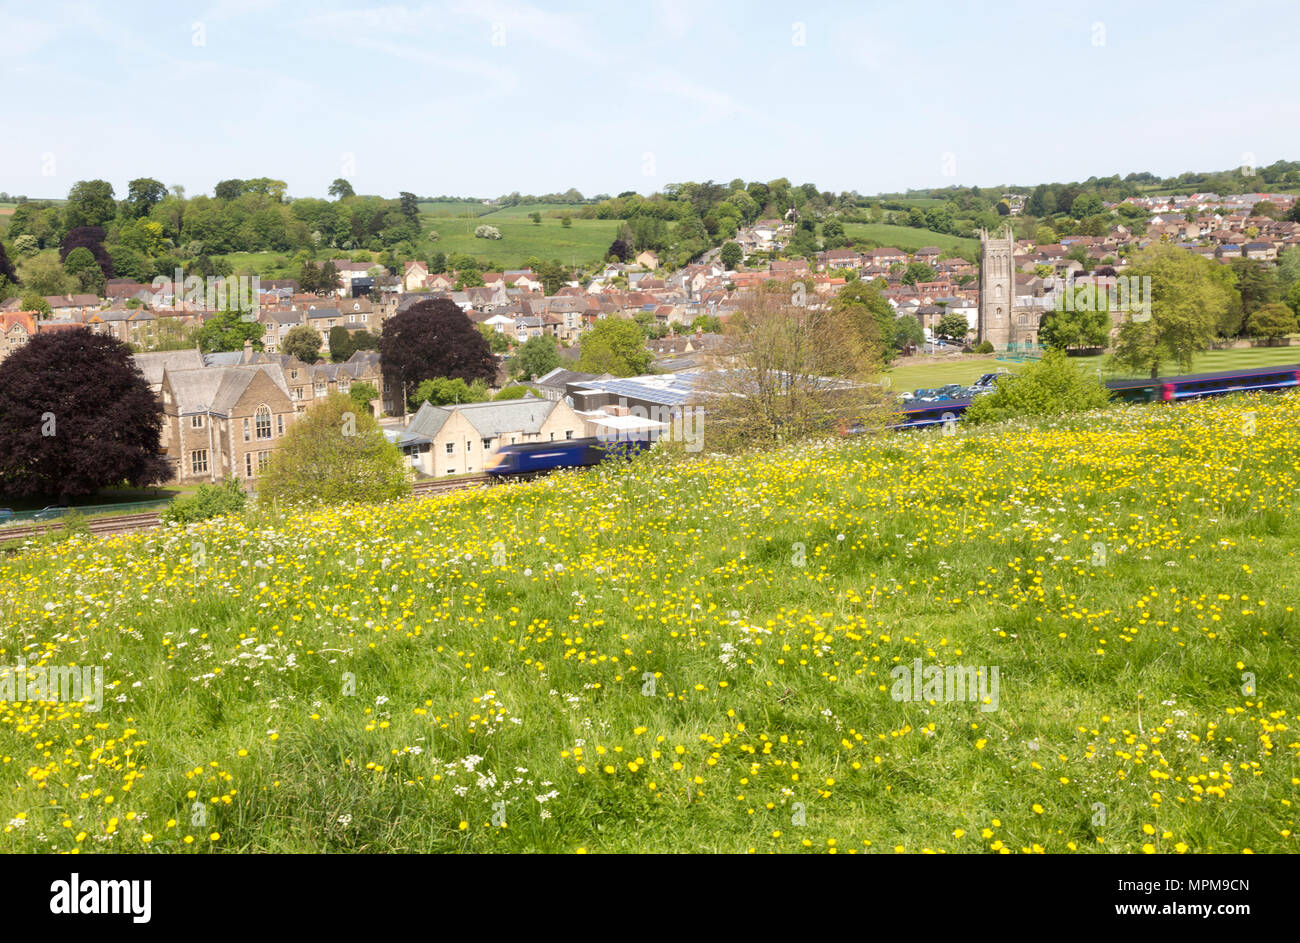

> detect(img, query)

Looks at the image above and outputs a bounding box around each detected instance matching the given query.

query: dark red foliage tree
[379,298,497,406]
[0,240,16,284]
[0,328,170,498]
[59,226,116,279]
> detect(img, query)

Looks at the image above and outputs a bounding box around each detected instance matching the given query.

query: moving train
[484,436,653,477]
[892,362,1300,430]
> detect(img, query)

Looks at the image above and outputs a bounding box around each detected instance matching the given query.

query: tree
[62,246,105,295]
[0,240,16,285]
[379,298,497,406]
[60,226,115,279]
[479,324,510,353]
[160,477,247,525]
[411,376,489,408]
[125,178,167,219]
[20,291,52,318]
[901,261,936,286]
[530,212,542,225]
[538,259,568,294]
[575,317,653,376]
[493,385,530,400]
[1231,258,1277,319]
[18,254,75,296]
[701,285,894,451]
[1110,245,1233,378]
[329,178,355,199]
[1038,305,1111,350]
[893,314,925,352]
[561,214,573,229]
[197,308,265,354]
[719,241,743,270]
[0,328,170,498]
[328,325,356,362]
[475,224,502,240]
[282,324,323,362]
[935,312,970,341]
[963,349,1110,425]
[512,334,561,380]
[258,393,409,506]
[64,180,117,229]
[830,280,897,363]
[348,381,380,413]
[1070,193,1104,219]
[1245,302,1298,344]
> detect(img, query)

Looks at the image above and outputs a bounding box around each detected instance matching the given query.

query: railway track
[0,511,163,543]
[0,477,505,547]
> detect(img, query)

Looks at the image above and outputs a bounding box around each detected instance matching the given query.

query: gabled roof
[399,396,556,444]
[164,364,291,416]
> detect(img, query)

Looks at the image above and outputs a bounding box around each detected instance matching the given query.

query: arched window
[255,404,272,440]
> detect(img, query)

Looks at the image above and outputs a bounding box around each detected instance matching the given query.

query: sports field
[886,345,1300,392]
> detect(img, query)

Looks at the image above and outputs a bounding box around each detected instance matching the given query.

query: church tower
[978,225,1014,349]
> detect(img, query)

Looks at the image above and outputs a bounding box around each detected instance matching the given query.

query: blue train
[888,362,1300,430]
[484,436,653,477]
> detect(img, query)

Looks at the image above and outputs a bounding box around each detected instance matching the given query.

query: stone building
[978,225,1042,348]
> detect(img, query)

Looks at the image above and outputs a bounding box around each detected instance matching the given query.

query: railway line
[6,363,1295,547]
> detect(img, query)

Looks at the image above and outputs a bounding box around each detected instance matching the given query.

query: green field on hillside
[422,215,621,269]
[844,223,976,254]
[2,394,1298,853]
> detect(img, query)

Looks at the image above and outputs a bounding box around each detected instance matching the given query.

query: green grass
[2,394,1298,853]
[887,344,1300,392]
[843,223,976,254]
[422,215,621,270]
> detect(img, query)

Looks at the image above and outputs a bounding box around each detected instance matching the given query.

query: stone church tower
[978,225,1015,349]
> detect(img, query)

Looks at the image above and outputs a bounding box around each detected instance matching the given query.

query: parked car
[33,505,70,521]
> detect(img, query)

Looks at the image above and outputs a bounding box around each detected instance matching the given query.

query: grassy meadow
[419,214,623,270]
[843,223,977,254]
[1,392,1298,853]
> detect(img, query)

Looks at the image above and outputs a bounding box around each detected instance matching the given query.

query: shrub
[257,393,410,506]
[963,349,1111,425]
[161,478,248,525]
[973,340,995,354]
[474,225,503,240]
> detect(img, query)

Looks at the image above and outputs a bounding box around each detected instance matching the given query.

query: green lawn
[886,345,1300,392]
[843,223,976,254]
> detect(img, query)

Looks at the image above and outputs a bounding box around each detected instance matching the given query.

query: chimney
[243,338,253,361]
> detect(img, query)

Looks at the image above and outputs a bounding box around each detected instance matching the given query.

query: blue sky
[3,0,1298,201]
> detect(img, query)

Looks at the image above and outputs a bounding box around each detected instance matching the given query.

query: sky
[3,0,1298,202]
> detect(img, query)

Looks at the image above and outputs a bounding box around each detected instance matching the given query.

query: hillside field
[2,393,1297,853]
[843,223,977,254]
[420,214,622,270]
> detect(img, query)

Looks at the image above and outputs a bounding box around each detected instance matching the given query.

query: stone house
[159,363,296,484]
[397,396,587,477]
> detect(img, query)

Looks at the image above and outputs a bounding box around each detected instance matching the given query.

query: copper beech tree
[0,328,170,498]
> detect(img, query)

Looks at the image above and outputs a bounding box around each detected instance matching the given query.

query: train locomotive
[484,435,653,477]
